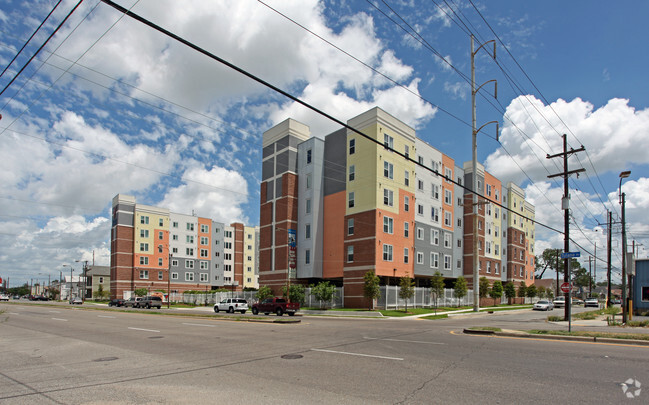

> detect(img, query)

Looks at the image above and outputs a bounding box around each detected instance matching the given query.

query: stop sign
[560,282,571,293]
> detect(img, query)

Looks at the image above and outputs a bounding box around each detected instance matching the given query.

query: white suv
[214,298,248,314]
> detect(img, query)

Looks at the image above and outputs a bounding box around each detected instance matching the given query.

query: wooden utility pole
[546,134,585,323]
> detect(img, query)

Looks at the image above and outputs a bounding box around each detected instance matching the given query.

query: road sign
[560,282,572,293]
[560,252,580,259]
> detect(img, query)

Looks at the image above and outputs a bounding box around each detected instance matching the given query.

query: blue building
[633,258,649,315]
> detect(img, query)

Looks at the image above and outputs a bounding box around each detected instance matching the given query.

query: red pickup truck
[252,297,299,316]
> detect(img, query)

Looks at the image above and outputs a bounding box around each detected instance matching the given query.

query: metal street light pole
[619,170,631,323]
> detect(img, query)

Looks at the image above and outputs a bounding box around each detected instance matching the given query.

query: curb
[463,328,649,346]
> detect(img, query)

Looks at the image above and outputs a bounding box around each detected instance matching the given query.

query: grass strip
[527,329,649,341]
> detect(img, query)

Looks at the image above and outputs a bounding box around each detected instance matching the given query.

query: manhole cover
[148,336,163,339]
[93,357,118,362]
[281,354,303,360]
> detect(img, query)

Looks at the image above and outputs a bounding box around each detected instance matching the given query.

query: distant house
[534,278,557,297]
[86,265,110,300]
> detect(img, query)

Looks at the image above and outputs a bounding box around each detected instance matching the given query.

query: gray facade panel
[414,223,454,278]
[275,177,283,199]
[262,158,274,181]
[323,128,347,196]
[276,135,289,150]
[262,144,274,159]
[276,151,288,174]
[266,180,274,201]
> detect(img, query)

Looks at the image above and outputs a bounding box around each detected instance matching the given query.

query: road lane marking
[98,315,115,318]
[128,327,160,333]
[311,348,403,361]
[51,318,68,321]
[364,337,446,345]
[49,310,60,313]
[449,330,649,348]
[8,312,19,315]
[182,322,215,327]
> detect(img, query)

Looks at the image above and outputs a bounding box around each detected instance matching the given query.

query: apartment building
[110,194,258,299]
[259,107,535,307]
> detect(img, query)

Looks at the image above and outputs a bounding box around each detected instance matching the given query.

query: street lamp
[619,170,631,323]
[63,264,74,301]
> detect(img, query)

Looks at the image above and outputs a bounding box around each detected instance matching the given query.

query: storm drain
[281,354,303,360]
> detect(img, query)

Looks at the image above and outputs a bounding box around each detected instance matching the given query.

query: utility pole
[470,35,497,312]
[588,256,592,296]
[619,170,630,323]
[546,134,585,323]
[606,211,612,307]
[555,249,560,296]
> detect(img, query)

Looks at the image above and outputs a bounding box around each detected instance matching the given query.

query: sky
[1,0,648,288]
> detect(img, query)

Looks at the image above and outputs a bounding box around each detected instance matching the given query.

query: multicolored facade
[259,107,535,307]
[110,194,258,299]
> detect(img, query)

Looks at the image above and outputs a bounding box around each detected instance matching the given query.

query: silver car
[584,298,599,308]
[533,300,554,311]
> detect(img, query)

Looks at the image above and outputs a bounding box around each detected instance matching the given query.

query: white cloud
[485,96,649,185]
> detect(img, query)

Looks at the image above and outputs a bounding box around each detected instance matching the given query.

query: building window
[184,260,195,269]
[172,221,178,228]
[200,249,209,258]
[158,245,163,253]
[158,257,163,266]
[349,138,355,155]
[187,223,194,231]
[171,259,178,267]
[417,204,424,216]
[444,189,452,205]
[172,247,178,254]
[139,270,149,279]
[457,239,462,248]
[384,134,394,150]
[444,255,451,270]
[486,184,492,196]
[305,223,311,239]
[348,218,354,235]
[306,173,312,189]
[417,227,424,240]
[304,199,311,215]
[404,248,409,264]
[404,144,409,158]
[140,216,149,225]
[140,229,149,238]
[171,272,178,280]
[444,232,451,248]
[383,189,393,206]
[416,252,424,265]
[159,218,164,226]
[186,235,194,243]
[384,161,394,179]
[172,234,178,241]
[495,263,499,274]
[99,277,104,283]
[306,149,312,164]
[404,196,409,212]
[349,165,355,181]
[431,252,439,269]
[383,216,394,234]
[431,207,439,223]
[445,168,452,181]
[139,257,149,265]
[139,243,148,252]
[305,249,311,265]
[418,180,424,191]
[486,241,491,254]
[158,271,163,280]
[404,170,409,186]
[457,218,462,227]
[348,192,355,208]
[432,184,439,200]
[404,222,409,238]
[486,261,491,273]
[200,236,208,245]
[185,272,194,281]
[347,246,354,263]
[444,211,452,227]
[382,244,393,261]
[186,248,194,256]
[158,231,164,240]
[431,229,439,245]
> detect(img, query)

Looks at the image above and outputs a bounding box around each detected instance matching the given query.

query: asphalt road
[1,303,647,404]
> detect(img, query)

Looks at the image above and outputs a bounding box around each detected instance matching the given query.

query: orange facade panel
[374,190,415,278]
[323,191,346,279]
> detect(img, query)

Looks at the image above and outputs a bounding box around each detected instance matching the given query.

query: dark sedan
[108,298,126,307]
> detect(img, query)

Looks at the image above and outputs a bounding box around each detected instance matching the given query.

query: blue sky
[1,0,647,287]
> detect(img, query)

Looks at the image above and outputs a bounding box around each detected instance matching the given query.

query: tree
[517,281,527,301]
[535,249,560,279]
[134,288,148,297]
[282,284,306,304]
[311,281,336,309]
[454,276,468,307]
[94,284,108,301]
[255,285,273,301]
[479,277,490,300]
[504,282,516,304]
[572,266,594,289]
[430,271,445,314]
[363,271,381,310]
[399,276,415,313]
[489,281,503,304]
[537,286,546,299]
[526,284,537,300]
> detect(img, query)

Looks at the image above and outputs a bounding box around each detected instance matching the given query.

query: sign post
[560,252,579,332]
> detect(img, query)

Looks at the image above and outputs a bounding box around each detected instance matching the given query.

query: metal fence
[176,287,345,308]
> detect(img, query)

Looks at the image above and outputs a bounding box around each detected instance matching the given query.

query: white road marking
[49,310,60,313]
[182,322,215,328]
[311,348,403,361]
[364,337,446,345]
[98,315,115,318]
[51,318,68,321]
[128,327,160,333]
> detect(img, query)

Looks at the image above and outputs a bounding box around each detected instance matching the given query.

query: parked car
[108,298,126,307]
[139,296,162,309]
[611,299,621,305]
[572,298,584,305]
[251,297,299,316]
[12,295,21,300]
[32,295,49,301]
[584,298,599,308]
[124,297,143,308]
[0,294,9,301]
[214,298,248,314]
[533,300,554,311]
[69,297,83,305]
[552,296,565,308]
